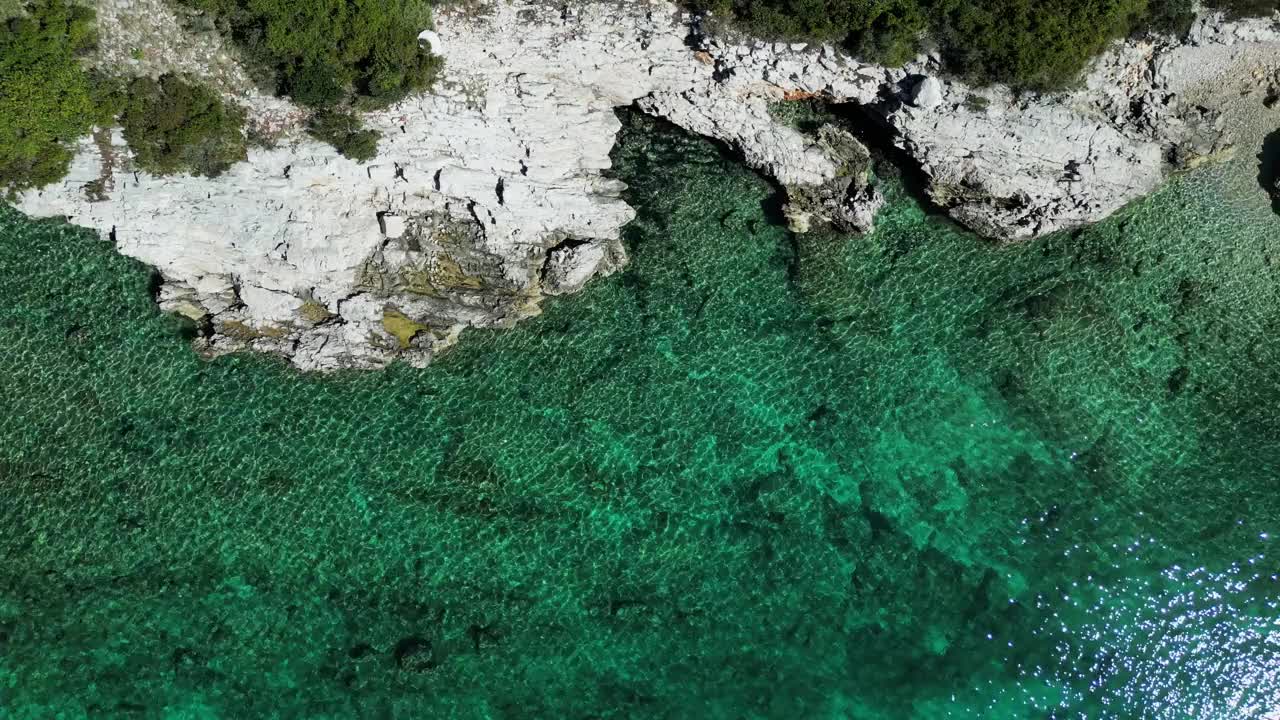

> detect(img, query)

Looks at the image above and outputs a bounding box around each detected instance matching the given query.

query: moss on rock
[381,307,427,349]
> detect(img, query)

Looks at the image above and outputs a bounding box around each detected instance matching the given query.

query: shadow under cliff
[830,98,952,220]
[1256,128,1280,214]
[615,97,954,234]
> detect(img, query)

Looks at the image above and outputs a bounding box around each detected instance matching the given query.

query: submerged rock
[14,0,1280,369]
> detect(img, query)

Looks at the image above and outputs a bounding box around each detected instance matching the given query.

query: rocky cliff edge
[15,0,1280,370]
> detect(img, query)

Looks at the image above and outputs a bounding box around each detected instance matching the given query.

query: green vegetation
[0,0,99,194]
[120,74,247,177]
[767,96,832,132]
[176,0,441,109]
[931,0,1147,91]
[307,109,379,162]
[699,0,928,66]
[173,0,440,160]
[0,2,247,191]
[696,0,1276,90]
[1143,0,1196,36]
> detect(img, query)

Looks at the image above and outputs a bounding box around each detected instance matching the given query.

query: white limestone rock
[883,90,1168,240]
[910,76,944,110]
[380,214,408,239]
[14,0,1280,370]
[20,0,700,371]
[542,241,617,296]
[688,12,1280,241]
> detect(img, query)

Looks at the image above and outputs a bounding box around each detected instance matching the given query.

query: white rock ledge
[14,1,1280,370]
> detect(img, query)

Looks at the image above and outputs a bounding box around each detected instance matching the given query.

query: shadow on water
[832,99,952,219]
[617,105,792,229]
[618,101,950,231]
[1256,128,1280,214]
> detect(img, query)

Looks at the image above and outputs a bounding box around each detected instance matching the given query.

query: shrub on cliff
[176,0,442,109]
[0,0,99,193]
[307,109,379,163]
[1144,0,1196,36]
[120,74,247,177]
[930,0,1148,91]
[696,0,927,66]
[172,0,439,162]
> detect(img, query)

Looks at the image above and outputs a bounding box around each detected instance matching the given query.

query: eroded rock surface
[22,1,691,370]
[680,12,1280,241]
[15,1,1280,369]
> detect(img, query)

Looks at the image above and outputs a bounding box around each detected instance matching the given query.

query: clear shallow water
[1,112,1279,718]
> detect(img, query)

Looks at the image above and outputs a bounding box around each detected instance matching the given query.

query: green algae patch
[396,253,488,296]
[767,96,832,133]
[429,253,486,291]
[397,263,438,296]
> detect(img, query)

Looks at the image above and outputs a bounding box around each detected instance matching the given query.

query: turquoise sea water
[2,112,1280,718]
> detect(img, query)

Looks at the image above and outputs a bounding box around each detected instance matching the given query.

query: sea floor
[1,112,1279,718]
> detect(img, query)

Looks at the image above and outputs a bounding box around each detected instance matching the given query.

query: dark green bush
[930,0,1147,91]
[176,0,442,110]
[696,0,926,65]
[287,59,347,108]
[849,0,929,66]
[0,0,98,193]
[120,74,247,177]
[308,109,380,163]
[173,0,440,162]
[700,0,872,43]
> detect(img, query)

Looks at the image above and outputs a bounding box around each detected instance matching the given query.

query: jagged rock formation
[22,0,696,370]
[678,12,1277,241]
[14,0,1280,370]
[782,125,884,234]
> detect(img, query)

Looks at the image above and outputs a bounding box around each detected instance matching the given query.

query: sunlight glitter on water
[1023,548,1280,719]
[8,110,1280,719]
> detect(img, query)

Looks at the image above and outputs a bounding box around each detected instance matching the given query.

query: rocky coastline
[14,0,1280,371]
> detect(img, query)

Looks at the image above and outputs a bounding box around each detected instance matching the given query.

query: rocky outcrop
[678,12,1279,241]
[22,0,692,371]
[782,126,884,234]
[14,0,1280,370]
[881,18,1275,240]
[637,28,896,234]
[882,78,1169,241]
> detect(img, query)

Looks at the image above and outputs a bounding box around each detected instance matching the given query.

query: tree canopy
[120,74,247,177]
[0,0,99,193]
[176,0,442,109]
